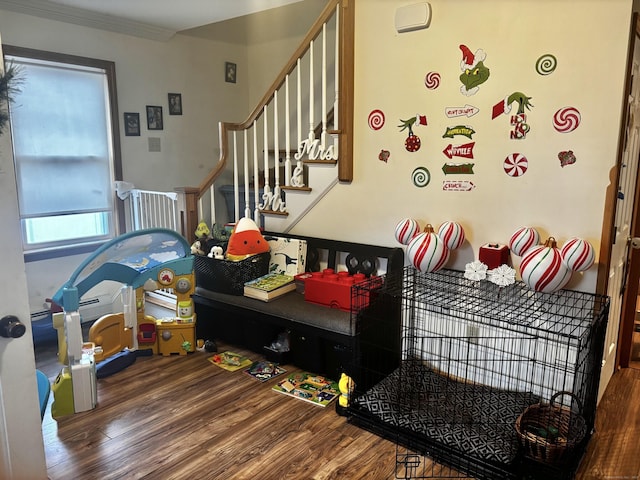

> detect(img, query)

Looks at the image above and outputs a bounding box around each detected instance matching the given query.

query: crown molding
[0,0,177,41]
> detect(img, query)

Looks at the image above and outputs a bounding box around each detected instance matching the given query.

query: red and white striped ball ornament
[561,237,595,272]
[438,221,465,250]
[395,218,421,245]
[519,237,572,293]
[407,224,450,273]
[509,226,540,257]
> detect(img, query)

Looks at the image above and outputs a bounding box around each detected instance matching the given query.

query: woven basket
[515,391,587,465]
[194,251,270,295]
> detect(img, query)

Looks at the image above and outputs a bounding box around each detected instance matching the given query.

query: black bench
[192,232,404,380]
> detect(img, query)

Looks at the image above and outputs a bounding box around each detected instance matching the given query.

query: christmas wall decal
[503,153,528,177]
[558,150,577,167]
[411,167,431,187]
[442,125,475,139]
[445,104,479,118]
[536,54,558,75]
[553,107,581,133]
[368,109,385,130]
[459,44,490,96]
[399,115,428,152]
[424,71,441,90]
[443,142,475,159]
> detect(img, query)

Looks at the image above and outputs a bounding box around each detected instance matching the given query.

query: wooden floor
[36,334,640,480]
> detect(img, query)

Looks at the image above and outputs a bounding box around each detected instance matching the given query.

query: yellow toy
[338,373,355,408]
[195,219,211,240]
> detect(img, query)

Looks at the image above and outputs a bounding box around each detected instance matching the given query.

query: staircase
[174,0,354,241]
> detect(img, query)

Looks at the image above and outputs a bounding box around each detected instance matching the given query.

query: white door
[0,35,47,480]
[602,35,640,396]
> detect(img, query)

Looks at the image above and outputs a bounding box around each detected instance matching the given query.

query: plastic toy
[226,217,270,260]
[50,228,195,418]
[303,269,380,311]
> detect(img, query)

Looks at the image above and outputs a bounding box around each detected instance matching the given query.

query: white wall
[292,0,633,294]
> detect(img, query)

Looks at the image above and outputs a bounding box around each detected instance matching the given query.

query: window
[4,46,123,260]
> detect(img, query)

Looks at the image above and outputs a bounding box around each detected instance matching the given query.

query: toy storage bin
[194,251,270,295]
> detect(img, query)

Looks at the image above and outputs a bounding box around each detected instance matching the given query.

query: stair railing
[175,0,353,241]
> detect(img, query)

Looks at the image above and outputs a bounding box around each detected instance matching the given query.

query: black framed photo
[168,93,182,115]
[146,105,163,130]
[124,112,140,136]
[225,62,237,83]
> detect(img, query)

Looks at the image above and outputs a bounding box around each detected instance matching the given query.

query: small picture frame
[124,112,140,136]
[146,105,163,130]
[168,93,182,115]
[225,62,237,84]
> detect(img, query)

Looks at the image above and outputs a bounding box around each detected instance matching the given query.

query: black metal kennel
[346,267,609,480]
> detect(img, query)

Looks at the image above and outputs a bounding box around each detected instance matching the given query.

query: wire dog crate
[346,267,609,480]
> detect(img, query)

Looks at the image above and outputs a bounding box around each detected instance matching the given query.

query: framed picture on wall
[168,93,182,115]
[146,105,163,130]
[124,112,140,136]
[225,62,237,83]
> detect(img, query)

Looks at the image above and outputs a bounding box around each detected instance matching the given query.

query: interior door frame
[608,15,640,369]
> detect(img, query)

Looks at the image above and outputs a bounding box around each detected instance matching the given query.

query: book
[272,371,339,407]
[244,361,286,382]
[208,351,253,371]
[265,236,308,276]
[243,272,296,302]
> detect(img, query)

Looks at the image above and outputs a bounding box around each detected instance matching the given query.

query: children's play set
[49,228,196,418]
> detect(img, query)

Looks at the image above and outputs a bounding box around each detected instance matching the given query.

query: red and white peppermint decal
[553,107,581,133]
[503,153,528,177]
[368,109,385,130]
[424,71,441,90]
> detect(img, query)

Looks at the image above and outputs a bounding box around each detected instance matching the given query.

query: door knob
[0,315,26,338]
[630,237,640,249]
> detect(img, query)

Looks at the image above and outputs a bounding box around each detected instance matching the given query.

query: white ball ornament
[520,237,572,293]
[406,225,450,273]
[509,227,540,257]
[395,218,421,245]
[438,221,465,250]
[561,237,595,272]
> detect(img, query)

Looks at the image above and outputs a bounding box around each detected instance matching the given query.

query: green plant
[0,62,24,136]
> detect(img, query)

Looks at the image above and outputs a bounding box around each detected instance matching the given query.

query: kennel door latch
[630,237,640,249]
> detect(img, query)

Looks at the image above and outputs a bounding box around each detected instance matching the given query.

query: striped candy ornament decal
[407,228,450,273]
[438,221,465,250]
[561,237,595,272]
[519,238,572,293]
[509,227,540,257]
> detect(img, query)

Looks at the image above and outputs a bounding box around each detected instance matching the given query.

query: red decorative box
[303,269,375,311]
[479,243,510,270]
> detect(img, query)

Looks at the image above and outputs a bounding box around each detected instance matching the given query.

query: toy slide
[50,228,195,418]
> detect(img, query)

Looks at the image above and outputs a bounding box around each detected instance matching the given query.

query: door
[608,29,640,382]
[0,35,47,479]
